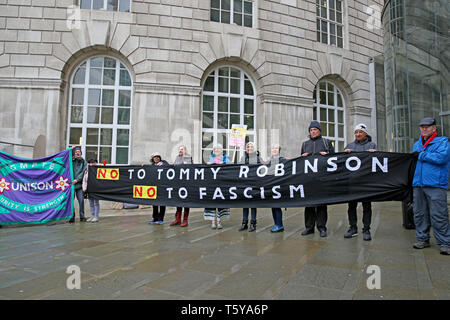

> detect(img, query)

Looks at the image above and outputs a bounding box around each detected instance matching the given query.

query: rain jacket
[412,135,450,189]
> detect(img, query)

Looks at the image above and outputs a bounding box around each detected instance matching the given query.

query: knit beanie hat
[308,120,321,132]
[354,123,369,134]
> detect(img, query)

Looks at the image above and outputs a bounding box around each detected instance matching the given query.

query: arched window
[313,81,346,151]
[201,66,256,163]
[67,56,132,164]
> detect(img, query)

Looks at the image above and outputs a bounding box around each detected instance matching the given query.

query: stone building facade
[0,0,384,164]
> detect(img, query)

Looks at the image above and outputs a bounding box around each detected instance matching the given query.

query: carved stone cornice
[0,78,63,90]
[133,82,202,96]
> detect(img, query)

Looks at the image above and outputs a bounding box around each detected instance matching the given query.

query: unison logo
[0,155,71,216]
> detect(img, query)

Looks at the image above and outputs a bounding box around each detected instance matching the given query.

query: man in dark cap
[300,120,335,237]
[70,146,87,223]
[412,117,450,255]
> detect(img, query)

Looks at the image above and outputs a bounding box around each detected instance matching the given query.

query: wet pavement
[1,202,449,300]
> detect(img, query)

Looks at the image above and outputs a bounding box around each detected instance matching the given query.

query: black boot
[249,220,257,232]
[239,220,248,231]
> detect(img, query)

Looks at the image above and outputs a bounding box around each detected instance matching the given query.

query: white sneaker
[87,217,93,222]
[217,223,223,229]
[211,222,217,229]
[91,217,98,222]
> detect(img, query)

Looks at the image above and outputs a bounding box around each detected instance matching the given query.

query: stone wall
[0,0,384,160]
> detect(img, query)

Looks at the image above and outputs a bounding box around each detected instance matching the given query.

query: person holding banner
[343,124,377,241]
[238,142,263,232]
[170,145,193,227]
[204,144,231,229]
[82,158,101,222]
[266,144,288,233]
[411,117,450,255]
[148,152,169,225]
[69,146,87,223]
[300,121,334,237]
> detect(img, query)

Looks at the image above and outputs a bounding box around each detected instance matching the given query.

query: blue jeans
[272,208,283,227]
[74,188,85,219]
[413,187,450,247]
[89,198,100,218]
[242,208,257,221]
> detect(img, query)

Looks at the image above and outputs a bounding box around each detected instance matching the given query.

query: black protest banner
[87,152,417,208]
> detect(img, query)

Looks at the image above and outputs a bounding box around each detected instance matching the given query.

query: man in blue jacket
[412,117,450,255]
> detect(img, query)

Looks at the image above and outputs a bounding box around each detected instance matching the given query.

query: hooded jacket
[412,135,450,189]
[344,135,377,152]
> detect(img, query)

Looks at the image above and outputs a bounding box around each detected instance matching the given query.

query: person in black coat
[300,121,334,237]
[148,152,169,225]
[238,142,263,232]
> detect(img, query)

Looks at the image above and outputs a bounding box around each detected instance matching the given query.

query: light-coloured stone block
[42,31,61,43]
[52,43,72,62]
[110,23,131,51]
[5,42,28,54]
[18,30,41,42]
[29,43,52,54]
[86,20,110,46]
[11,54,45,67]
[61,32,81,55]
[7,18,30,29]
[30,19,54,31]
[171,6,192,18]
[39,67,61,78]
[43,7,67,20]
[19,6,43,18]
[128,48,146,65]
[0,54,9,68]
[15,66,39,78]
[32,0,56,7]
[45,55,65,70]
[120,36,139,57]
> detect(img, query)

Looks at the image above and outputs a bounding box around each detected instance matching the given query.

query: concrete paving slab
[0,202,449,300]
